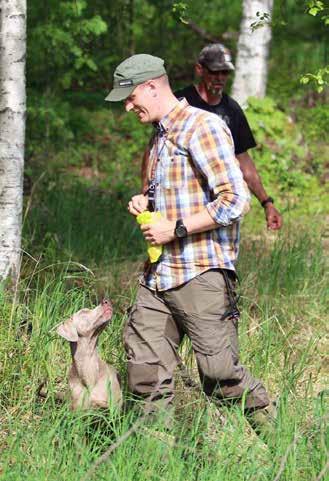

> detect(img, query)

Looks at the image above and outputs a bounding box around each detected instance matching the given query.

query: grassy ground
[0,178,328,480]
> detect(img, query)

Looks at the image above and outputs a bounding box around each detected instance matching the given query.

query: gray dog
[57,299,122,410]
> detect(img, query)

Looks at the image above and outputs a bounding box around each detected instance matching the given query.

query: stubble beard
[208,84,223,97]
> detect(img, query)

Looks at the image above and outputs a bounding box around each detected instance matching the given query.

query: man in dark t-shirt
[174,44,282,230]
[174,86,256,157]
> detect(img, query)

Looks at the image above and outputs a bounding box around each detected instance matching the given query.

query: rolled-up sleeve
[189,114,250,226]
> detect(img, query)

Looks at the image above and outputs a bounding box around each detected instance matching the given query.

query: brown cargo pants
[124,269,269,412]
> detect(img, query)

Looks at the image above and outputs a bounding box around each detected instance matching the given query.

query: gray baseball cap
[105,54,167,102]
[198,44,235,71]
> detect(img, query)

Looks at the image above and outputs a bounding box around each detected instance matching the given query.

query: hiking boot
[246,402,277,442]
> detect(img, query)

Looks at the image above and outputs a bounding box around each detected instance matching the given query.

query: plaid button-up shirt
[142,99,250,291]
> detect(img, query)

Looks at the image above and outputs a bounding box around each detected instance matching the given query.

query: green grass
[1,181,328,480]
[22,179,145,266]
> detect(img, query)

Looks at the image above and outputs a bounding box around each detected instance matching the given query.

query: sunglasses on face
[202,66,231,76]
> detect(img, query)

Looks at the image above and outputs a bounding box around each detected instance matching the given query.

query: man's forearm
[184,208,218,235]
[141,208,220,246]
[237,151,283,230]
[141,147,150,194]
[141,205,244,246]
[236,152,269,203]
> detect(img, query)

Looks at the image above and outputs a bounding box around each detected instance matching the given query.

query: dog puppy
[57,299,122,410]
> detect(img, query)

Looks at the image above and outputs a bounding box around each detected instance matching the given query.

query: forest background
[0,1,328,480]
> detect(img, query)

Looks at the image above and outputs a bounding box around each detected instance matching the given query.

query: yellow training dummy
[136,211,163,263]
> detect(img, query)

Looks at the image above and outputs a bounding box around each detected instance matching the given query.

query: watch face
[176,225,187,238]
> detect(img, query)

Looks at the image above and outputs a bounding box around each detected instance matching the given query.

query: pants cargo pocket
[127,361,159,395]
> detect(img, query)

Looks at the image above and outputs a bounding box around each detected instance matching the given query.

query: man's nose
[218,71,229,80]
[125,100,133,112]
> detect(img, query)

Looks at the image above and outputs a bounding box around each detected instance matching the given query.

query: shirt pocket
[163,148,188,189]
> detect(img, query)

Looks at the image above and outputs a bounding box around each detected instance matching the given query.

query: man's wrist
[261,196,274,208]
[174,219,188,238]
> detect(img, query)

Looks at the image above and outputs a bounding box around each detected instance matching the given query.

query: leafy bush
[28,0,107,91]
[297,103,329,141]
[26,92,93,155]
[245,97,323,198]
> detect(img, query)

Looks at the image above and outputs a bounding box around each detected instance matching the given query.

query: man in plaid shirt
[106,54,272,432]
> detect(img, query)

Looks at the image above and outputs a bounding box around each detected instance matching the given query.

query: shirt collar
[153,98,189,135]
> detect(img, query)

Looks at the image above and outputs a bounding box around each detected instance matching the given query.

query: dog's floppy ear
[57,318,78,342]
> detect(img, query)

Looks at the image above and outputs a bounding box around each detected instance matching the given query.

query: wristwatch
[175,219,188,238]
[261,196,274,208]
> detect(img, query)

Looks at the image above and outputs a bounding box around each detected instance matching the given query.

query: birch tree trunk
[0,0,26,284]
[232,0,273,107]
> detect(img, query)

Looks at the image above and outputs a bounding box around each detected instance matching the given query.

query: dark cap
[105,54,167,102]
[198,43,235,71]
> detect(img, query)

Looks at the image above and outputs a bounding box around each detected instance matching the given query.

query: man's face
[199,65,230,96]
[124,82,156,123]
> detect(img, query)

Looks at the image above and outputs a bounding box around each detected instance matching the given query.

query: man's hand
[128,194,149,216]
[140,218,176,245]
[265,203,282,230]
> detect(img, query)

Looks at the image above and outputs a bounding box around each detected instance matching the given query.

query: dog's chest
[71,352,101,387]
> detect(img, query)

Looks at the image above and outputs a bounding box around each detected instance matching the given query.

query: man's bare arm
[140,208,219,245]
[141,147,150,194]
[237,151,283,230]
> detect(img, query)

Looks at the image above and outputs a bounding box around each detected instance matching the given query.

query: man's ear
[146,80,157,96]
[57,318,78,342]
[195,63,203,78]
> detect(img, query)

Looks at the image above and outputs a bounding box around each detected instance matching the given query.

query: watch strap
[261,196,274,208]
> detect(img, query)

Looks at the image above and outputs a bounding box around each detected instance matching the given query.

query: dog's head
[57,299,113,342]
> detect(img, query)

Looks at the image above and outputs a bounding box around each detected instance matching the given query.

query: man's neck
[196,82,223,106]
[156,92,180,122]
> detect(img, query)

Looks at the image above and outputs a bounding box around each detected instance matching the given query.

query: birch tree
[232,0,273,107]
[0,0,26,284]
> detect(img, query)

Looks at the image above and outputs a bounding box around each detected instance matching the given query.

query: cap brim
[203,61,235,71]
[105,85,135,102]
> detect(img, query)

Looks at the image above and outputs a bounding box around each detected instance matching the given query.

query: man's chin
[135,113,149,123]
[209,87,223,96]
[138,116,151,124]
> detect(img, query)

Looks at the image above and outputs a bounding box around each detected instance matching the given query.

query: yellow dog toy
[136,211,163,263]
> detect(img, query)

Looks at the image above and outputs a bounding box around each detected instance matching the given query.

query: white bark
[232,0,273,107]
[0,0,26,283]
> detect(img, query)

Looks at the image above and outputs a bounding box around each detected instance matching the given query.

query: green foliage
[7,5,329,476]
[25,0,328,148]
[172,2,189,24]
[306,0,327,18]
[26,1,109,151]
[27,94,81,152]
[1,228,328,480]
[23,108,153,265]
[28,0,107,91]
[26,92,100,157]
[299,1,329,92]
[298,103,329,141]
[23,180,145,266]
[295,103,329,183]
[269,0,328,101]
[245,97,320,199]
[300,64,329,93]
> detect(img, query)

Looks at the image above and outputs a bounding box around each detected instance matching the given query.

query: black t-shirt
[174,85,256,155]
